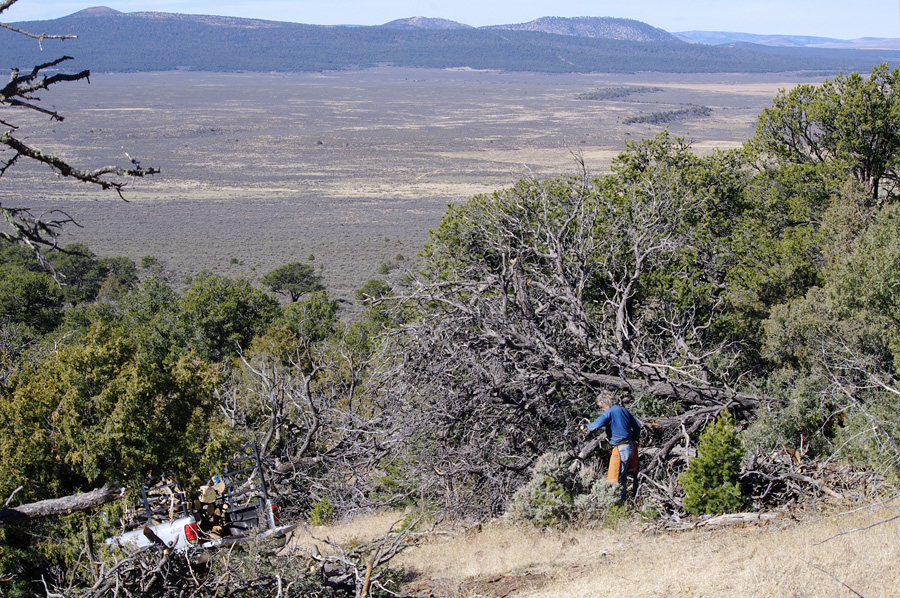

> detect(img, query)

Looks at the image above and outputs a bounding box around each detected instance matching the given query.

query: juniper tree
[679,410,744,515]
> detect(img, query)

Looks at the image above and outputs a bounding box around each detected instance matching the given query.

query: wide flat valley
[4,68,826,298]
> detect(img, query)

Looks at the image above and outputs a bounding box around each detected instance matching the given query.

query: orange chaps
[606,443,639,484]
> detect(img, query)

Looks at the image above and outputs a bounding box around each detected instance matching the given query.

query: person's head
[596,390,618,411]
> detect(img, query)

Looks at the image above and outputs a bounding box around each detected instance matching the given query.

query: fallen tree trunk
[700,512,784,528]
[0,485,122,526]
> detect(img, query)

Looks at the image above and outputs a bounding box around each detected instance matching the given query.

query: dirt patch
[405,571,552,598]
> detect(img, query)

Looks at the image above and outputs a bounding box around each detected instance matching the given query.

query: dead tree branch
[0,485,122,526]
[0,11,160,255]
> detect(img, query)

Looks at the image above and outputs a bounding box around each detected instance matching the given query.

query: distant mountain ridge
[485,16,680,43]
[3,8,899,74]
[381,16,472,30]
[677,30,900,50]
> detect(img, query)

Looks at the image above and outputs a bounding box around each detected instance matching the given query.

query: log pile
[640,449,896,530]
[193,478,228,539]
[115,475,191,534]
[742,450,891,509]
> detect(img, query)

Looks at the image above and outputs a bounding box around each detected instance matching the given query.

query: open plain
[5,68,829,299]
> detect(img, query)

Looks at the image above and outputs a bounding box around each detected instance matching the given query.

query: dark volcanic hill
[381,16,472,30]
[485,16,680,42]
[2,7,898,74]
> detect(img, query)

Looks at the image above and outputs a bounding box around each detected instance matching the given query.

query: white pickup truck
[108,446,294,551]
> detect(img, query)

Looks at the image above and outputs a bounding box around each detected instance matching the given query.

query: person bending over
[581,391,642,505]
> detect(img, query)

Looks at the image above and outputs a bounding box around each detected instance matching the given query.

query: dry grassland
[290,501,900,597]
[5,68,827,299]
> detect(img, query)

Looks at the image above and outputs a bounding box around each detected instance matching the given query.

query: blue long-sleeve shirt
[587,404,641,445]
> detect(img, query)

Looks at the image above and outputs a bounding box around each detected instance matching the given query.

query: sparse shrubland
[575,85,663,100]
[623,103,713,123]
[2,2,900,593]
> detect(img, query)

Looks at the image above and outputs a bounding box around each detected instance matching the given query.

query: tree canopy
[261,261,324,302]
[752,62,900,204]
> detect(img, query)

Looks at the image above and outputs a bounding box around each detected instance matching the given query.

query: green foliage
[57,302,120,337]
[600,504,629,529]
[98,256,139,302]
[505,452,618,528]
[179,273,280,361]
[640,504,660,521]
[0,263,64,333]
[116,275,183,364]
[49,243,110,306]
[355,279,394,326]
[754,201,900,470]
[281,289,339,343]
[680,411,744,515]
[261,261,324,302]
[140,255,158,269]
[372,456,420,507]
[308,497,336,525]
[0,512,116,598]
[744,371,838,458]
[0,323,229,503]
[355,279,392,302]
[835,395,900,477]
[751,63,900,204]
[0,240,42,271]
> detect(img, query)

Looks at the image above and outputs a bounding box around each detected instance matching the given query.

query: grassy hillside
[300,506,900,598]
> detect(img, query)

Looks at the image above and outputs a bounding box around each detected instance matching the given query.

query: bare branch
[805,561,865,597]
[0,485,122,526]
[813,513,900,546]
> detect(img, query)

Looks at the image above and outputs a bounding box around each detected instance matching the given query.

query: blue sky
[2,0,898,39]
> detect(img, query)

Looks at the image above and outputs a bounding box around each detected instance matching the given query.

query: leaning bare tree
[0,0,157,264]
[372,135,767,515]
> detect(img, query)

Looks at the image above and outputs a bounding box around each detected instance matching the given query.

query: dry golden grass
[289,510,411,554]
[304,500,900,598]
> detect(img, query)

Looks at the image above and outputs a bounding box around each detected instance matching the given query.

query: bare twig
[813,513,900,546]
[3,485,22,508]
[806,561,865,597]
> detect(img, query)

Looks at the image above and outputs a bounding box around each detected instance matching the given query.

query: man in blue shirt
[581,391,642,505]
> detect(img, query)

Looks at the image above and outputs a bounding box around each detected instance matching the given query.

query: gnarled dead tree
[372,137,768,515]
[217,318,388,518]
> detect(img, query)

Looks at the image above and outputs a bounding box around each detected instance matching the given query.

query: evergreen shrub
[679,410,745,515]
